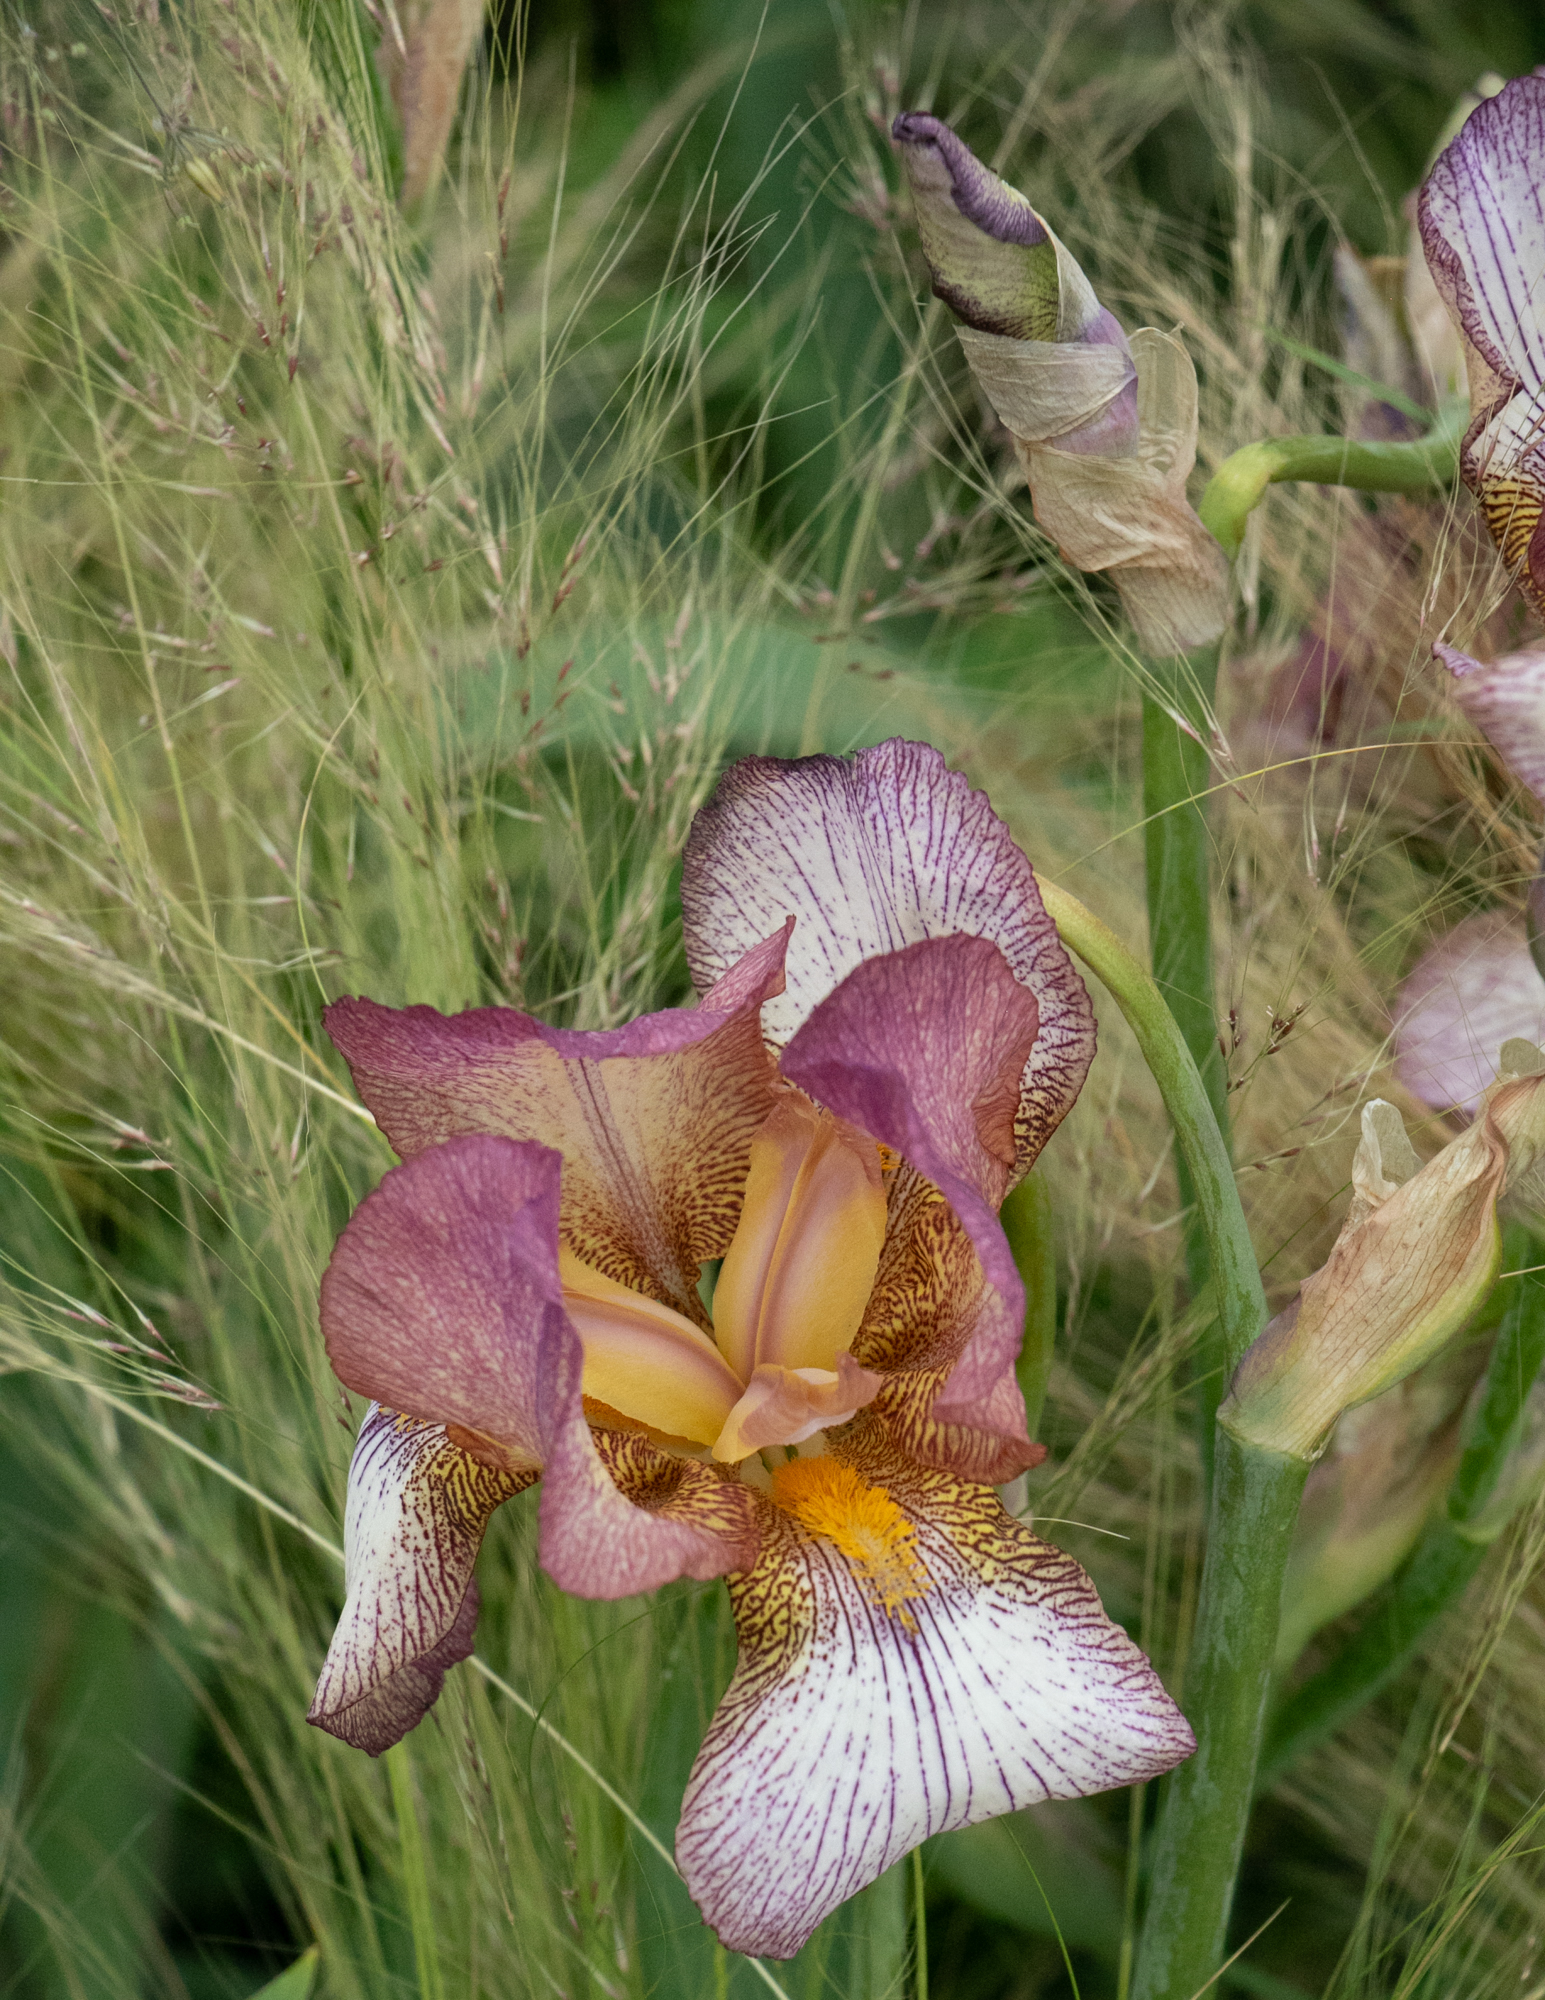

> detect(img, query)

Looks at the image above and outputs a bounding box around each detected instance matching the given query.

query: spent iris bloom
[1419,72,1545,617]
[1223,1060,1545,1463]
[1395,639,1545,1115]
[891,113,1229,654]
[308,739,1194,1958]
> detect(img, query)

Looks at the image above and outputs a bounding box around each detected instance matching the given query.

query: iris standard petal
[325,924,789,1322]
[308,1404,531,1754]
[1395,910,1545,1115]
[1418,75,1545,615]
[780,933,1041,1472]
[1438,637,1545,802]
[682,740,1095,1177]
[675,1444,1193,1960]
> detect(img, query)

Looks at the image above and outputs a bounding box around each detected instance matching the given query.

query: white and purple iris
[307,740,1193,1958]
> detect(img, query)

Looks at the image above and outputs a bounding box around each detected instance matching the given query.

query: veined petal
[322,1136,756,1596]
[308,1404,531,1754]
[1395,911,1545,1115]
[319,1134,566,1461]
[539,1413,758,1598]
[711,1354,885,1463]
[561,1247,744,1447]
[1418,75,1545,613]
[682,739,1095,1179]
[780,934,1040,1471]
[1438,637,1545,801]
[712,1094,887,1380]
[676,1444,1192,1959]
[325,924,789,1322]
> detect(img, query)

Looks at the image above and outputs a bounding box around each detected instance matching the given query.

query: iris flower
[307,740,1193,1957]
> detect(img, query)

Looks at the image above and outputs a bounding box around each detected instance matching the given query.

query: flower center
[563,1093,891,1463]
[770,1456,931,1626]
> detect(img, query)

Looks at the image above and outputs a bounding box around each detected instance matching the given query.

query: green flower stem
[1143,646,1231,1455]
[1038,882,1266,1369]
[1042,884,1292,1998]
[1002,1171,1057,1436]
[386,1741,447,2000]
[1130,1432,1309,2000]
[1196,397,1467,561]
[1259,1251,1545,1784]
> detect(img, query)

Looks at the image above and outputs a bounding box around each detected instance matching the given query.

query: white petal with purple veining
[681,740,1095,1181]
[676,1466,1192,1960]
[1438,638,1545,801]
[1395,910,1545,1116]
[1420,77,1545,406]
[308,1404,527,1754]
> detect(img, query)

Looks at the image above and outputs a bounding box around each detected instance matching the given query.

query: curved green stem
[1039,881,1266,1370]
[1142,646,1231,1478]
[1002,1171,1058,1437]
[1130,1434,1308,2000]
[1198,396,1467,560]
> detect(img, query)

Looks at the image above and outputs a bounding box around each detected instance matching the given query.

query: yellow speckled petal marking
[309,1403,530,1755]
[676,1440,1193,1960]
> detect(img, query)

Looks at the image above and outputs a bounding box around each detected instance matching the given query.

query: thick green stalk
[1197,398,1466,559]
[1129,1434,1309,2000]
[1143,646,1231,1453]
[1260,1252,1545,1782]
[1002,1171,1057,1436]
[1039,883,1265,1372]
[386,1741,447,2000]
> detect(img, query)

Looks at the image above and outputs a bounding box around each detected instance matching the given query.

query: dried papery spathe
[1222,1052,1545,1461]
[891,112,1229,654]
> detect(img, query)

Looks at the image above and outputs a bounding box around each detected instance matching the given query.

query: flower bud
[892,112,1229,655]
[1221,1054,1545,1460]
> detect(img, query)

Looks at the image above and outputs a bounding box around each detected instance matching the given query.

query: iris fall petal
[308,1403,530,1754]
[676,1444,1193,1959]
[1418,75,1545,614]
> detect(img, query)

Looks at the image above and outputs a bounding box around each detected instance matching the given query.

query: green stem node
[1197,398,1467,560]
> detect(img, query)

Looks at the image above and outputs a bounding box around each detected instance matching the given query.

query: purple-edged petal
[1418,75,1545,614]
[325,925,788,1322]
[1394,910,1545,1115]
[1437,637,1545,800]
[676,1442,1193,1960]
[321,1135,758,1599]
[891,112,1139,454]
[319,1135,564,1462]
[780,933,1040,1478]
[308,1404,530,1754]
[682,740,1095,1181]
